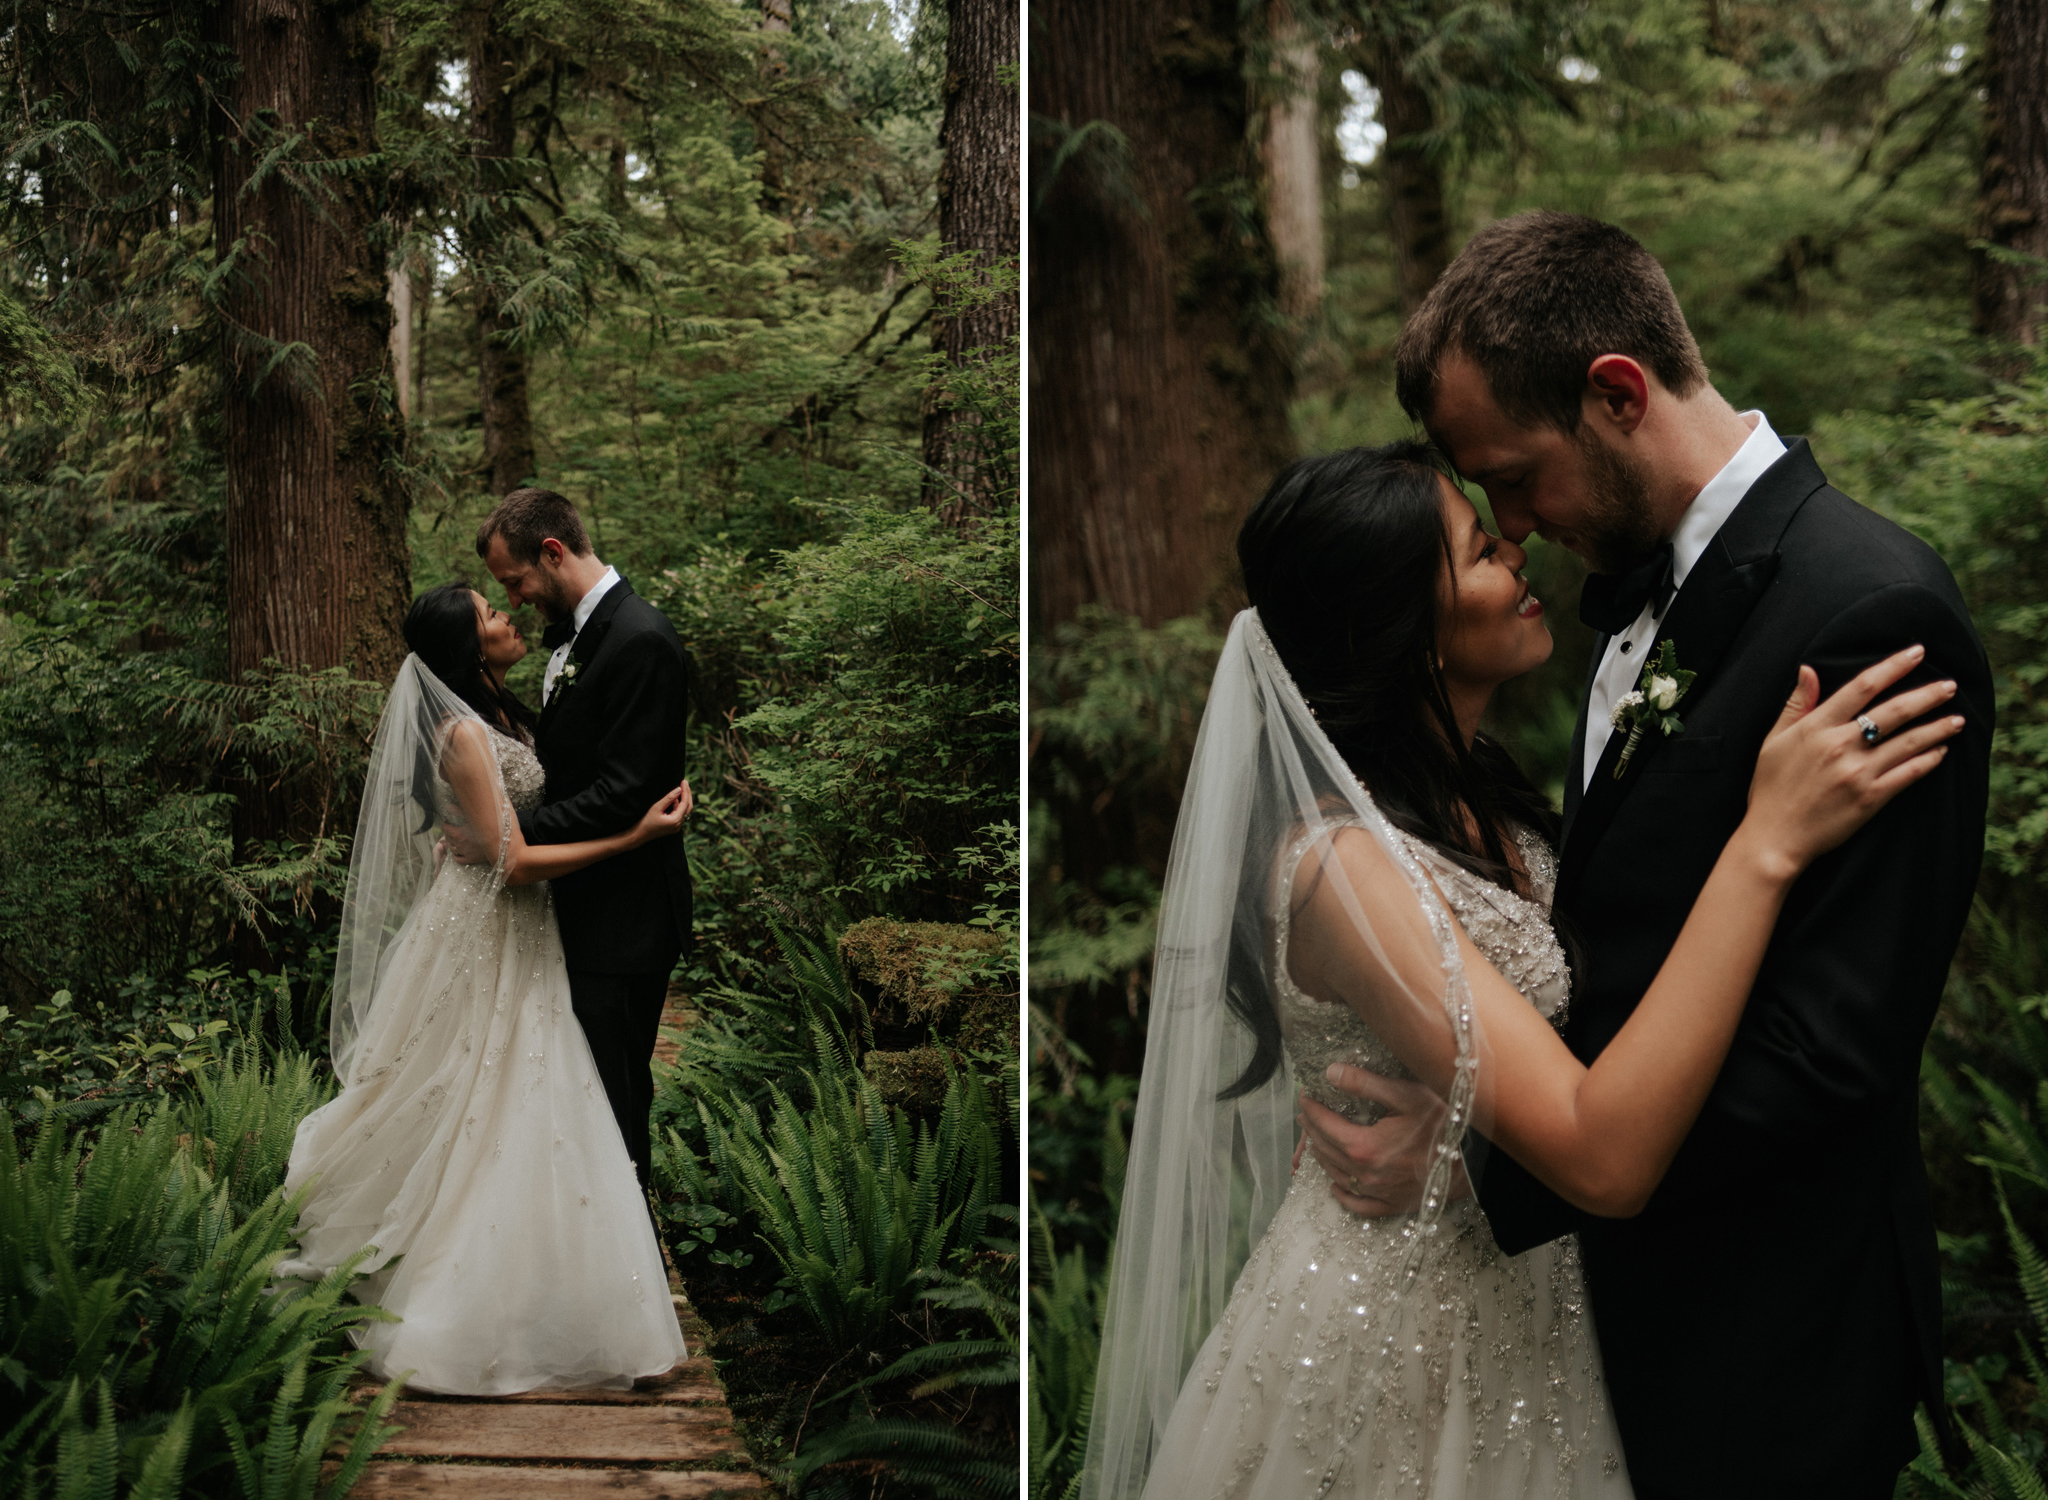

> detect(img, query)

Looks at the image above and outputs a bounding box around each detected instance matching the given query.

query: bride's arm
[440,722,688,887]
[1289,648,1961,1218]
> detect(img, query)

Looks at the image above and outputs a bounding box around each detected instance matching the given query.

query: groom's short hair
[476,487,593,564]
[1394,210,1709,433]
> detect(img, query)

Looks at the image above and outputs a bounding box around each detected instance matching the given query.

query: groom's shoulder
[1779,476,1965,613]
[611,590,688,651]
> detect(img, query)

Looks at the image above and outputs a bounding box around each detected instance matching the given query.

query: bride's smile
[1436,475,1554,737]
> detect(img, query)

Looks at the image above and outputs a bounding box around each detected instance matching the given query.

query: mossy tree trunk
[213,0,410,689]
[921,0,1020,527]
[1355,19,1450,317]
[1263,1,1324,320]
[469,0,538,496]
[1030,0,1297,628]
[213,0,411,882]
[1974,0,2048,352]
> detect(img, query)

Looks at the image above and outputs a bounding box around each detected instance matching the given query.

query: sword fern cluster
[0,1044,401,1497]
[667,1058,1002,1349]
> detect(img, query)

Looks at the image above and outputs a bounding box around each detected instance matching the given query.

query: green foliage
[0,1042,401,1498]
[654,915,1018,1498]
[1026,1205,1108,1500]
[0,582,381,1053]
[671,1048,1001,1348]
[674,501,1018,924]
[1816,348,2048,882]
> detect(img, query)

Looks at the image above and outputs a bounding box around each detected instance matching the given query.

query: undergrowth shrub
[0,1042,400,1498]
[654,919,1018,1497]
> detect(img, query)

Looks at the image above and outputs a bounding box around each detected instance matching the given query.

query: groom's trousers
[566,969,670,1195]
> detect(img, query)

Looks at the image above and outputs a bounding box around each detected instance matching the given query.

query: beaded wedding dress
[278,664,685,1395]
[1083,611,1633,1500]
[1136,821,1632,1500]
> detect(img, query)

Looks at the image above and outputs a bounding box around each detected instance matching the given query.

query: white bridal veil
[1081,609,1498,1500]
[329,655,515,1087]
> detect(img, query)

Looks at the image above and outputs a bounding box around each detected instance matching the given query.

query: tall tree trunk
[1031,0,1298,629]
[1263,2,1324,319]
[921,0,1020,526]
[214,0,410,687]
[390,261,414,421]
[470,4,537,495]
[1356,27,1449,316]
[213,0,410,891]
[1974,0,2048,351]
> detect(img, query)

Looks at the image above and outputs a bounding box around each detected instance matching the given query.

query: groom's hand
[441,818,491,866]
[1298,1064,1471,1218]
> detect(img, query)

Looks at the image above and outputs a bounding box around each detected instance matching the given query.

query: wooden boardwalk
[338,997,765,1497]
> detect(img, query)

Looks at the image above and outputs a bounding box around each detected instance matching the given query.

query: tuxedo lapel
[537,577,637,742]
[1557,440,1826,882]
[1560,638,1606,841]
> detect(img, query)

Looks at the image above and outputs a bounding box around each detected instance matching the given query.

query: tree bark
[214,0,410,687]
[1263,3,1324,319]
[469,2,537,495]
[1356,26,1449,316]
[1973,0,2048,350]
[921,0,1020,526]
[1031,0,1298,629]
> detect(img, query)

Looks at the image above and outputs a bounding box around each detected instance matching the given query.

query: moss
[838,918,1014,1058]
[862,1046,954,1114]
[839,917,1000,1022]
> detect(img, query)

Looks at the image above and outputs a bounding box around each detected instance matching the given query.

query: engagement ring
[1857,714,1882,745]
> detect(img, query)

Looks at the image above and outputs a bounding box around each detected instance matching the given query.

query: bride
[1082,442,1962,1499]
[277,581,690,1395]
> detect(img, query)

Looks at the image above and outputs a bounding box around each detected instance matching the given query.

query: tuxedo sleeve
[519,629,689,845]
[1708,580,1989,1142]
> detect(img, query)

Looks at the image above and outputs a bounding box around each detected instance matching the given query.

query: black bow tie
[541,619,576,650]
[1578,543,1676,636]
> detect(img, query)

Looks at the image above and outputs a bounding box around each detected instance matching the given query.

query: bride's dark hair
[403,582,536,738]
[1220,440,1568,1100]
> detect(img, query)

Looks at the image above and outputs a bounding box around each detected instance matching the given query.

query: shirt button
[1620,640,1634,653]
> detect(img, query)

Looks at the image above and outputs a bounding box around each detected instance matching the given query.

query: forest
[1029,0,2048,1494]
[0,0,1019,1495]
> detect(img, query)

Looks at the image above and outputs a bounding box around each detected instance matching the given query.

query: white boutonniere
[550,658,581,704]
[1610,639,1695,779]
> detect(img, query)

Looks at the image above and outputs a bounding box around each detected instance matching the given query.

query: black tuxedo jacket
[1471,441,1990,1497]
[521,578,693,975]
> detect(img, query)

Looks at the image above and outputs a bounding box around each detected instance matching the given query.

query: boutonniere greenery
[1610,639,1695,780]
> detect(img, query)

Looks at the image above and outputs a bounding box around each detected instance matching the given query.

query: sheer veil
[1080,609,1494,1500]
[329,655,515,1087]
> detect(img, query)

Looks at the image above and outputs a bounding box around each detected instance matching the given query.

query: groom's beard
[530,571,577,626]
[1569,426,1663,576]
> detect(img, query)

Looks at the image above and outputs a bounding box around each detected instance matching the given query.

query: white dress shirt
[1580,412,1785,791]
[543,565,620,705]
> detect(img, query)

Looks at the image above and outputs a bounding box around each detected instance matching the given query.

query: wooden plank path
[336,994,766,1498]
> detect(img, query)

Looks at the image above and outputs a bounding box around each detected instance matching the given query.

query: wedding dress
[1084,611,1633,1500]
[278,661,685,1395]
[1135,820,1631,1499]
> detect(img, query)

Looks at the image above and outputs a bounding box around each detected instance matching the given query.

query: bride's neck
[481,663,513,729]
[1442,678,1491,749]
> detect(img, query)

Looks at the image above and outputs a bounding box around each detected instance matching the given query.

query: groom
[474,486,693,1194]
[1304,213,1991,1497]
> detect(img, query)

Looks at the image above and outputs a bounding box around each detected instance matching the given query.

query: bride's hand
[631,782,692,846]
[1740,645,1963,878]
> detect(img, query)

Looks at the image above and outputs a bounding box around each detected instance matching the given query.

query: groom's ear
[537,537,566,568]
[1582,354,1650,434]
